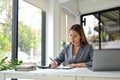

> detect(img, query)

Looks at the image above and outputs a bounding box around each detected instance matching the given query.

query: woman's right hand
[50,61,58,68]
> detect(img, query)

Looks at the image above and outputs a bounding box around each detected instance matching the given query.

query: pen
[50,58,56,63]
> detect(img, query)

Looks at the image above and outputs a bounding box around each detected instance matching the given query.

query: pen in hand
[50,58,58,68]
[50,58,56,63]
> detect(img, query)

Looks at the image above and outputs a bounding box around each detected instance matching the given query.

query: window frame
[12,0,46,65]
[80,7,120,50]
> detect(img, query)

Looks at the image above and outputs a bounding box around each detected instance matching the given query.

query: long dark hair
[69,24,88,45]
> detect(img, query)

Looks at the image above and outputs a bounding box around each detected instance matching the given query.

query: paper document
[57,66,74,69]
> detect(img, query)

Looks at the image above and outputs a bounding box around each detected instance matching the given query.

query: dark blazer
[54,43,93,67]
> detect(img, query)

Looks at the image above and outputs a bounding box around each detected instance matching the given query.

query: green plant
[0,56,23,71]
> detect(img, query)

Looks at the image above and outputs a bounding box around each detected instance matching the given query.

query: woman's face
[69,30,81,45]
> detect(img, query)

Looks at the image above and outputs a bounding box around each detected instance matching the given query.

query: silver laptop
[92,49,120,71]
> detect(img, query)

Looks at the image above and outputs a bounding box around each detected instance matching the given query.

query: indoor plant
[0,57,23,71]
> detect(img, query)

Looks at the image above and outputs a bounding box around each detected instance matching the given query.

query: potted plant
[0,57,23,71]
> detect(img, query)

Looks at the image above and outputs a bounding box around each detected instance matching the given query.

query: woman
[50,24,93,68]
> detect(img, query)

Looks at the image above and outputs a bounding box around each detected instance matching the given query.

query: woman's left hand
[67,63,86,67]
[66,63,76,67]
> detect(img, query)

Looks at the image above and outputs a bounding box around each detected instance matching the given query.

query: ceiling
[57,0,120,15]
[57,0,120,39]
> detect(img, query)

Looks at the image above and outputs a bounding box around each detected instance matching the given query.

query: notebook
[15,64,36,71]
[91,49,120,71]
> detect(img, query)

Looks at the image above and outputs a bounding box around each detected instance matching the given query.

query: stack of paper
[15,64,36,71]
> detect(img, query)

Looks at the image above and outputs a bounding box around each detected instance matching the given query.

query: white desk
[76,68,120,80]
[2,68,78,80]
[1,68,120,80]
[0,73,4,80]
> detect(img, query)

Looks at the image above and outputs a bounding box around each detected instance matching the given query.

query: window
[0,0,12,59]
[60,8,75,49]
[18,0,42,65]
[0,0,46,66]
[81,7,120,49]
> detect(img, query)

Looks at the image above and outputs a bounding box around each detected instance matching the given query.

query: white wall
[45,0,79,65]
[46,0,60,65]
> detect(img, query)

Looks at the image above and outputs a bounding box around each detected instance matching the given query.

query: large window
[18,0,42,65]
[0,0,12,60]
[0,0,45,67]
[81,7,120,49]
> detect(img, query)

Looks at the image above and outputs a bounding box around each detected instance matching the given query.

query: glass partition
[81,7,120,49]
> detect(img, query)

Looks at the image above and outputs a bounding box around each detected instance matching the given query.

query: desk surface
[1,68,79,76]
[76,68,120,78]
[1,68,120,79]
